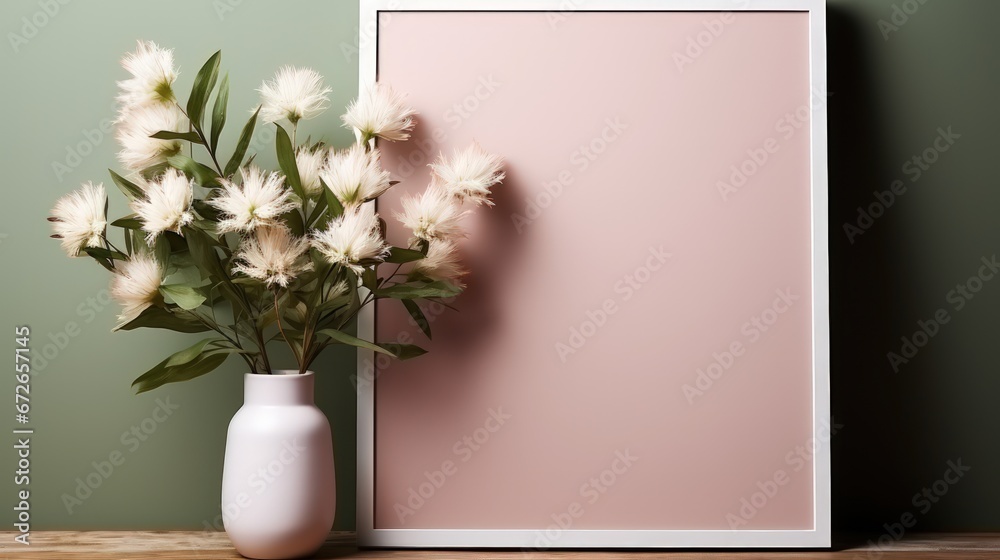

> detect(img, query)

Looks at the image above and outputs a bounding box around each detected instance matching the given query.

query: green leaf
[111,215,143,230]
[186,50,221,128]
[274,124,304,200]
[117,306,211,333]
[313,179,344,231]
[154,235,171,269]
[282,208,305,237]
[385,247,426,264]
[306,193,328,226]
[168,154,221,188]
[225,107,259,177]
[184,227,227,281]
[376,281,462,300]
[362,268,377,291]
[402,299,432,339]
[108,169,144,200]
[210,73,229,153]
[192,199,221,222]
[150,130,202,143]
[165,338,218,367]
[160,284,207,310]
[132,339,233,394]
[83,246,128,261]
[318,329,396,356]
[123,227,133,255]
[378,342,428,361]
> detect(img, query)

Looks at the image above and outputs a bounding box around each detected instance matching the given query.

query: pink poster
[360,1,829,548]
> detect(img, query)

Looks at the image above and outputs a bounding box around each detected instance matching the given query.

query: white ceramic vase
[222,371,335,559]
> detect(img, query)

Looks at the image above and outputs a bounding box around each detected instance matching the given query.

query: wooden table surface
[1,532,998,559]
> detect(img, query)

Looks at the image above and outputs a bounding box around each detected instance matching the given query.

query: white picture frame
[356,0,829,548]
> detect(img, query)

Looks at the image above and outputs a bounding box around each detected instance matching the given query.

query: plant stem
[100,234,127,256]
[174,102,224,176]
[186,310,257,373]
[274,289,301,371]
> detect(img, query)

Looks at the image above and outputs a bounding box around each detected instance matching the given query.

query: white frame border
[357,0,830,548]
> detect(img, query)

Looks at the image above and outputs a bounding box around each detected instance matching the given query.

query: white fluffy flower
[233,226,313,288]
[209,166,298,233]
[311,210,389,274]
[341,83,416,142]
[50,182,107,257]
[116,40,178,110]
[430,142,505,206]
[413,239,466,286]
[321,144,392,209]
[396,186,467,242]
[131,169,194,243]
[110,254,163,328]
[116,103,187,171]
[258,66,331,124]
[296,148,326,198]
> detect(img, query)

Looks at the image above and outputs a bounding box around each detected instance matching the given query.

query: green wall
[0,0,997,534]
[0,0,360,531]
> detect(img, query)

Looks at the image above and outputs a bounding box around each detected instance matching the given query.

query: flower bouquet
[49,41,504,390]
[48,42,504,558]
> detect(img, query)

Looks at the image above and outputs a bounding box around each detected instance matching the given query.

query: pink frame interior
[358,0,829,548]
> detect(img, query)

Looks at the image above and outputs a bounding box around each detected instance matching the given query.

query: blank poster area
[373,11,813,530]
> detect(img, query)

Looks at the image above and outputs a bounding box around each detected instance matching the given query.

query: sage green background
[0,0,997,534]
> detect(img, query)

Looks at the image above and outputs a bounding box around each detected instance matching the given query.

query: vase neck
[244,371,315,406]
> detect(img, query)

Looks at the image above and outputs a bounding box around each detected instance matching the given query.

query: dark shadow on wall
[826,6,931,535]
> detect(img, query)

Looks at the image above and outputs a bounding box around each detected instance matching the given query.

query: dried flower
[50,182,108,257]
[116,103,187,171]
[296,148,326,199]
[233,226,313,288]
[110,254,163,329]
[413,239,466,287]
[131,169,194,243]
[210,166,298,233]
[429,141,505,206]
[341,83,416,143]
[116,40,178,110]
[311,210,389,275]
[258,66,331,124]
[321,144,392,209]
[396,186,467,242]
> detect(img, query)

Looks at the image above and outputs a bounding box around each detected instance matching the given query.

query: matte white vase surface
[222,371,335,559]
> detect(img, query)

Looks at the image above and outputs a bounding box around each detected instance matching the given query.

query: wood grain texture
[0,532,997,559]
